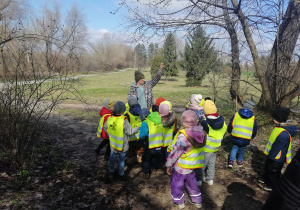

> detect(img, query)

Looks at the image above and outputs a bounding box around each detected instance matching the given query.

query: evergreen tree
[134,43,147,69]
[181,26,221,86]
[162,33,178,78]
[147,43,156,60]
[150,49,163,78]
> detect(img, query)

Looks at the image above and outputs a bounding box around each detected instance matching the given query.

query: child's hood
[206,115,225,129]
[188,103,203,110]
[185,125,206,148]
[100,106,112,117]
[129,104,141,116]
[281,120,298,137]
[162,111,176,127]
[147,112,162,125]
[238,108,254,119]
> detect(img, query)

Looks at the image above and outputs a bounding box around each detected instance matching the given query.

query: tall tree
[162,33,178,78]
[150,49,163,78]
[181,26,220,86]
[134,43,147,70]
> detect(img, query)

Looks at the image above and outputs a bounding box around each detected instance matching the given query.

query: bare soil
[2,103,294,210]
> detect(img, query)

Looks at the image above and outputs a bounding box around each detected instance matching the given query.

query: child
[124,95,142,165]
[166,110,206,209]
[186,94,205,122]
[139,108,164,178]
[150,97,165,112]
[259,107,297,191]
[159,101,178,165]
[104,101,140,180]
[96,99,115,159]
[200,100,227,185]
[227,100,257,168]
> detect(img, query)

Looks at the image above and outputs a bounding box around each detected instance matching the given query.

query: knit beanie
[128,95,138,107]
[190,94,203,105]
[203,100,217,115]
[161,101,172,112]
[156,97,166,106]
[243,100,255,111]
[114,101,126,115]
[104,99,115,109]
[181,110,198,128]
[140,108,151,121]
[134,71,145,83]
[272,107,290,123]
[159,103,170,117]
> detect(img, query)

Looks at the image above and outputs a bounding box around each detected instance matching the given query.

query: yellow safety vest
[97,114,111,137]
[231,113,255,140]
[205,122,227,153]
[163,124,175,147]
[107,116,126,151]
[185,99,204,109]
[147,118,164,149]
[264,127,292,164]
[127,112,142,141]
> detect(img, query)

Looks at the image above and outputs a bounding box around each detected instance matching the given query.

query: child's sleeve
[124,119,139,135]
[139,121,148,139]
[166,134,186,168]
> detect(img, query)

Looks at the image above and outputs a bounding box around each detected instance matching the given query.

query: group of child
[96,94,298,209]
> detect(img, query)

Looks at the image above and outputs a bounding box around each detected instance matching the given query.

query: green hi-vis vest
[107,115,126,151]
[163,124,175,147]
[147,118,164,149]
[264,127,292,164]
[185,99,205,109]
[97,114,111,137]
[204,122,227,153]
[231,113,255,140]
[127,112,142,141]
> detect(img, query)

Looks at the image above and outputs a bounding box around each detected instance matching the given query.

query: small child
[259,107,297,191]
[104,101,140,180]
[200,100,227,185]
[124,95,142,165]
[186,94,205,122]
[96,99,115,159]
[159,101,178,165]
[227,100,257,168]
[139,108,164,178]
[150,97,165,112]
[166,110,206,209]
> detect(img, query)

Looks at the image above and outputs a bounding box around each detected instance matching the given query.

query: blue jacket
[227,109,257,147]
[268,124,297,163]
[201,115,225,134]
[124,104,141,123]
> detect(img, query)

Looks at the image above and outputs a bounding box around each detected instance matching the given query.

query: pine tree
[134,43,147,70]
[162,33,178,78]
[181,26,221,86]
[150,49,163,78]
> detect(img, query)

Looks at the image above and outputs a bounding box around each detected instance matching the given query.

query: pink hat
[181,110,198,128]
[159,103,170,117]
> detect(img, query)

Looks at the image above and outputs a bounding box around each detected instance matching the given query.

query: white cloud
[87,28,111,42]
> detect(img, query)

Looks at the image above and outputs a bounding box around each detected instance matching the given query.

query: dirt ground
[2,104,295,210]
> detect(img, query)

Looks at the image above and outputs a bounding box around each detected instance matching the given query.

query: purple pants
[171,169,202,205]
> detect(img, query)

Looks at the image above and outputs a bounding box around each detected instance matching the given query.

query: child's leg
[153,149,162,170]
[171,169,186,205]
[229,144,239,162]
[185,171,202,204]
[142,147,151,174]
[205,152,217,181]
[237,146,246,162]
[265,158,284,188]
[104,142,111,160]
[118,152,127,176]
[109,151,116,173]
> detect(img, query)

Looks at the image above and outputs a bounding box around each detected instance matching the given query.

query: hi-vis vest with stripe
[167,129,205,169]
[231,113,255,140]
[147,118,164,149]
[97,114,111,137]
[264,127,292,164]
[127,112,142,141]
[107,116,126,151]
[205,122,227,153]
[163,123,175,147]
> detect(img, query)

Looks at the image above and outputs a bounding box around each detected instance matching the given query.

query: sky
[29,0,125,41]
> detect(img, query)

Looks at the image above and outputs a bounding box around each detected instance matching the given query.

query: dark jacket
[263,148,300,210]
[124,104,141,123]
[227,108,257,147]
[267,122,297,163]
[201,115,225,134]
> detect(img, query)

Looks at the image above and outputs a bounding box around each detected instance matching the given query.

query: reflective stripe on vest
[127,112,142,141]
[231,113,254,139]
[97,114,111,137]
[264,127,292,164]
[107,116,125,151]
[163,124,175,147]
[204,122,227,153]
[147,119,164,149]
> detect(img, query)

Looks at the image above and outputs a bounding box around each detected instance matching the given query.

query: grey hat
[128,95,138,107]
[140,108,150,121]
[114,101,126,115]
[243,100,255,110]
